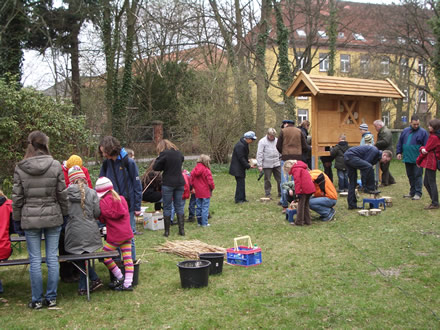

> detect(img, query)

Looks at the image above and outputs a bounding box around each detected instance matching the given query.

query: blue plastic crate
[226,246,262,267]
[285,209,297,223]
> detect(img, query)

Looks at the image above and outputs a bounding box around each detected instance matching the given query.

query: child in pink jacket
[190,155,215,227]
[288,160,315,226]
[96,177,134,291]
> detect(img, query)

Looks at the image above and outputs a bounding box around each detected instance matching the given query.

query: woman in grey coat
[65,166,103,295]
[12,131,68,309]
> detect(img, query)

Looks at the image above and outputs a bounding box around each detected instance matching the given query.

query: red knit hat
[68,165,86,184]
[95,177,113,198]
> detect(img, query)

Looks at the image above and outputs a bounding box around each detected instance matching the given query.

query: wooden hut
[285,71,404,168]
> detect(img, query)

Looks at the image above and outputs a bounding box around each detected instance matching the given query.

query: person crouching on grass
[95,177,134,291]
[284,160,315,226]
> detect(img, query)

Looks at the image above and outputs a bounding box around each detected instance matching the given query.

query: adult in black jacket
[229,131,257,203]
[141,160,162,212]
[153,139,185,237]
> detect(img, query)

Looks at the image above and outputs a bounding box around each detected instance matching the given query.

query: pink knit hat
[68,165,86,184]
[95,177,113,198]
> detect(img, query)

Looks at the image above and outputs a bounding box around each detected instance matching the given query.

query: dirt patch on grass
[370,267,401,277]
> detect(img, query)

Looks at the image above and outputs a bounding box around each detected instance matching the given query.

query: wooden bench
[0,250,120,301]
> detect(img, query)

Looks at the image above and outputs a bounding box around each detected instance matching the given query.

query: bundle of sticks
[155,240,227,259]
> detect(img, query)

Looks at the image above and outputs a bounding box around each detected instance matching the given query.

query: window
[419,90,427,103]
[340,54,350,73]
[379,36,387,43]
[296,52,306,70]
[298,109,308,123]
[397,37,406,44]
[418,59,426,76]
[297,96,308,100]
[318,30,328,39]
[381,56,390,75]
[353,33,366,41]
[297,29,306,37]
[400,58,408,77]
[382,112,390,127]
[360,55,369,74]
[403,89,408,103]
[338,32,345,39]
[319,53,329,72]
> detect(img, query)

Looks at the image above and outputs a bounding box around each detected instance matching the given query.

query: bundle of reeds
[155,240,227,259]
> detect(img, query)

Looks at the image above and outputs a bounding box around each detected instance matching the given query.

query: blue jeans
[188,194,196,218]
[78,260,99,291]
[129,211,136,261]
[0,279,3,293]
[345,157,375,208]
[405,162,423,197]
[196,198,211,226]
[25,225,62,303]
[337,169,348,191]
[162,185,185,217]
[309,197,337,218]
[171,200,187,223]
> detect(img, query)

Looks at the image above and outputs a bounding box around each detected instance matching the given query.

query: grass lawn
[1,160,439,328]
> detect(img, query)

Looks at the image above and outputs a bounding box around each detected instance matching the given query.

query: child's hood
[191,163,207,177]
[293,160,308,170]
[67,184,82,203]
[338,141,348,147]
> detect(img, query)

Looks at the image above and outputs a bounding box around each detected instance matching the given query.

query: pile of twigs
[155,240,227,259]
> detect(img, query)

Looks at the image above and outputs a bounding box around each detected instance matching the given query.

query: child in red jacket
[0,190,13,294]
[287,160,315,226]
[191,155,215,227]
[96,177,134,291]
[416,118,440,209]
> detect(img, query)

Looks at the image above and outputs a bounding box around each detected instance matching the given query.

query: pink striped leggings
[103,240,133,287]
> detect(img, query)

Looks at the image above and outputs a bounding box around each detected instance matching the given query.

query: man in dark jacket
[99,136,142,259]
[344,145,392,209]
[374,119,395,186]
[229,131,257,203]
[396,115,429,200]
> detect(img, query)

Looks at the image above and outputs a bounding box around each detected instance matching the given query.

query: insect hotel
[286,71,404,169]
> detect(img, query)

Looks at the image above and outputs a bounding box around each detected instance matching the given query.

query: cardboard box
[143,211,164,231]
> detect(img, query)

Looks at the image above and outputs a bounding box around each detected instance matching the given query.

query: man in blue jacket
[99,136,142,260]
[396,115,429,200]
[344,145,392,209]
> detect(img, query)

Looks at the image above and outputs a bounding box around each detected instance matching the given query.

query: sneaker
[78,289,87,296]
[322,209,336,222]
[114,284,133,291]
[403,194,413,198]
[28,301,43,310]
[186,216,195,222]
[108,277,124,289]
[348,205,362,210]
[424,204,439,209]
[91,279,103,292]
[201,224,211,227]
[412,195,421,200]
[44,299,57,308]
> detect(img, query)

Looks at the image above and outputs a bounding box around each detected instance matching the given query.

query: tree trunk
[70,23,82,115]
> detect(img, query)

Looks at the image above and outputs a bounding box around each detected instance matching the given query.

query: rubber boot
[163,216,171,237]
[177,214,185,236]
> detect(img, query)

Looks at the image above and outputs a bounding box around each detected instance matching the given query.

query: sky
[21,0,397,90]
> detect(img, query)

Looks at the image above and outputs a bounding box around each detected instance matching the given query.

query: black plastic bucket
[199,253,224,275]
[109,260,140,286]
[177,260,211,288]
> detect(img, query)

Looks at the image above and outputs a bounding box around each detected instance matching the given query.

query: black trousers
[424,168,439,206]
[234,176,246,202]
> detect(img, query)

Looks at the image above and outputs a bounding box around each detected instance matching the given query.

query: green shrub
[0,78,92,188]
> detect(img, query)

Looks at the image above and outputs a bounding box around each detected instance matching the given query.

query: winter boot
[163,216,171,237]
[177,214,185,236]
